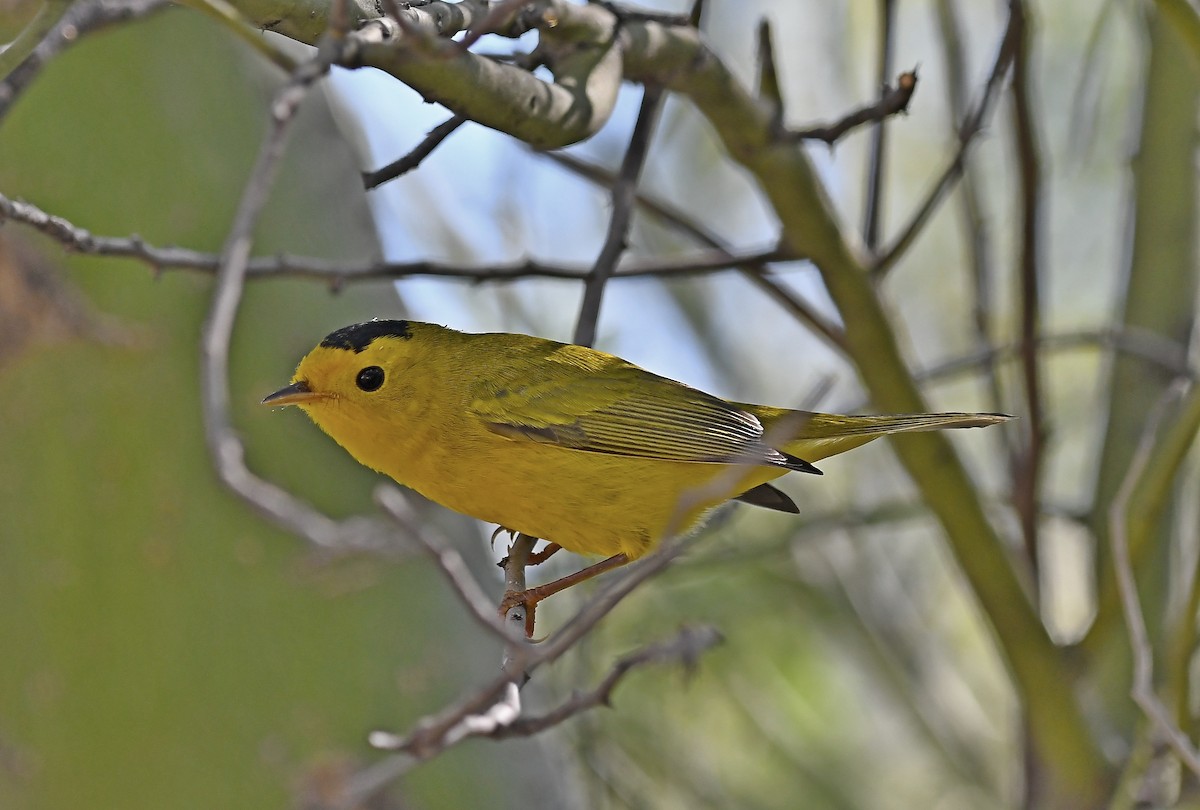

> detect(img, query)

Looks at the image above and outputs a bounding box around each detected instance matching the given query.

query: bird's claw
[489,525,516,552]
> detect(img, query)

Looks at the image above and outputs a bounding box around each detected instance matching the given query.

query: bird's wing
[470,358,816,472]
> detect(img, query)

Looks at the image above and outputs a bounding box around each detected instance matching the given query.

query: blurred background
[0,0,1194,807]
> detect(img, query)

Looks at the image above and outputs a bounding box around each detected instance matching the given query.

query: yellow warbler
[263,320,1006,560]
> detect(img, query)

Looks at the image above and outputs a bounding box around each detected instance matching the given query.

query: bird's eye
[355,366,385,392]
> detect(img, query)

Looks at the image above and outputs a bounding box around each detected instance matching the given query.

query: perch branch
[345,623,717,807]
[375,486,525,645]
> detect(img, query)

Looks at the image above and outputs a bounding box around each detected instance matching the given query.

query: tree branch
[613,5,1107,796]
[1007,0,1046,591]
[374,486,526,646]
[573,84,664,347]
[872,6,1023,275]
[0,0,170,122]
[492,624,721,738]
[362,114,466,189]
[1111,383,1200,779]
[0,0,73,82]
[785,70,918,147]
[198,42,401,553]
[538,151,849,354]
[861,0,897,249]
[0,192,790,284]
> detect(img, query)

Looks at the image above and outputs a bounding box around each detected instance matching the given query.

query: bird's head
[261,320,425,424]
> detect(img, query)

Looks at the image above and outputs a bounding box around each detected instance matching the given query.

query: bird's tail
[753,409,1010,464]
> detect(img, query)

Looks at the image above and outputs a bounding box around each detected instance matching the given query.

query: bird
[263,319,1006,621]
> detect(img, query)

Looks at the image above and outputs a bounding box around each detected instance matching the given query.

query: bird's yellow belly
[402,438,785,559]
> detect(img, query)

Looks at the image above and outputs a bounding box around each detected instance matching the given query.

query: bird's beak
[261,380,324,407]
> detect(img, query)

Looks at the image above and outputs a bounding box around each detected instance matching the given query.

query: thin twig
[0,1,73,82]
[492,624,721,737]
[347,623,717,807]
[198,48,399,551]
[362,114,467,188]
[0,192,789,284]
[353,533,716,805]
[788,70,917,146]
[1110,384,1200,778]
[756,19,783,130]
[933,0,1009,447]
[916,327,1195,386]
[1007,0,1045,589]
[500,533,538,656]
[861,0,896,249]
[872,5,1024,276]
[374,486,526,645]
[539,151,848,353]
[573,84,666,347]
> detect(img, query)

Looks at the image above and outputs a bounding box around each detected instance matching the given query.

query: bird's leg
[499,553,631,638]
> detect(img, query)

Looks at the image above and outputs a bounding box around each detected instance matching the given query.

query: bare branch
[756,19,783,127]
[573,84,665,347]
[346,623,719,808]
[197,44,403,553]
[539,151,849,354]
[1007,0,1046,588]
[0,0,72,82]
[788,70,917,147]
[1111,383,1200,778]
[0,192,789,284]
[590,1,692,27]
[374,486,526,646]
[0,0,170,122]
[872,6,1023,275]
[917,327,1195,386]
[457,0,528,51]
[362,114,467,189]
[933,0,1009,449]
[342,4,623,150]
[862,0,897,250]
[492,624,722,737]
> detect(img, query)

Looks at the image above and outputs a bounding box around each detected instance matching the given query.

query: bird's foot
[496,540,562,569]
[499,589,539,638]
[489,525,517,551]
